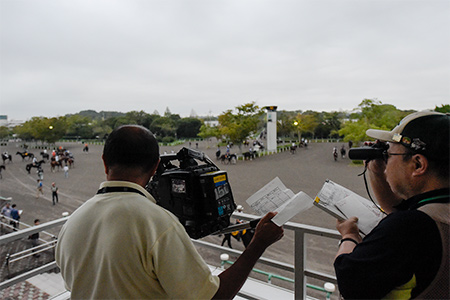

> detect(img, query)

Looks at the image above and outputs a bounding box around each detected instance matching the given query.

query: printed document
[246,177,313,226]
[314,180,385,235]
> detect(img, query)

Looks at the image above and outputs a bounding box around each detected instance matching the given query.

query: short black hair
[103,125,160,172]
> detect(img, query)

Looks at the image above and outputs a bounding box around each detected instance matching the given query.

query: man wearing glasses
[333,111,449,299]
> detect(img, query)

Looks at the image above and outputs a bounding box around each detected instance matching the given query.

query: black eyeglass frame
[382,151,412,163]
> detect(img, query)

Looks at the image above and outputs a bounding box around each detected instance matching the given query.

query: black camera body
[348,141,389,161]
[147,147,236,239]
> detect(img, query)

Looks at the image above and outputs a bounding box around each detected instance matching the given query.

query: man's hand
[366,158,386,177]
[335,217,362,258]
[214,212,284,299]
[250,212,284,249]
[336,217,361,242]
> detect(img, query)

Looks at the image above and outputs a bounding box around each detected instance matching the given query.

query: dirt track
[0,139,367,290]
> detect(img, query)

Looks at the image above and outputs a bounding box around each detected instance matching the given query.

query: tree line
[1,100,448,147]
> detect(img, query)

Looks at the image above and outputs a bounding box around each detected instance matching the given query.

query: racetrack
[0,139,368,291]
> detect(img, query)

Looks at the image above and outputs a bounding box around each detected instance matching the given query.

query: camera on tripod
[147,147,236,239]
[348,141,389,161]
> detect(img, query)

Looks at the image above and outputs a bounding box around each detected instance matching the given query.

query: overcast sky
[1,0,449,121]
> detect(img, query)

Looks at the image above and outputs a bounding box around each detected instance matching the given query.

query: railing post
[5,253,11,277]
[294,230,306,300]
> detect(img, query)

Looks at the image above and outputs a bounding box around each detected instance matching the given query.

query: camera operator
[334,111,449,299]
[55,125,284,299]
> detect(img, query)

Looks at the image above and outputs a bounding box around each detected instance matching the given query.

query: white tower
[265,106,277,152]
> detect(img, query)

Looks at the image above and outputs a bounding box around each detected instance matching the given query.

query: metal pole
[294,230,306,299]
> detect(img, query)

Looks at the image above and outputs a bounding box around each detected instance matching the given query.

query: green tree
[293,113,318,140]
[313,111,343,139]
[176,118,202,138]
[0,126,10,140]
[435,104,450,113]
[15,117,68,144]
[277,111,297,139]
[198,124,221,141]
[150,117,177,139]
[218,102,263,151]
[339,99,408,143]
[66,115,94,139]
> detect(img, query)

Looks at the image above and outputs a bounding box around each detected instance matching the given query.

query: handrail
[0,213,340,299]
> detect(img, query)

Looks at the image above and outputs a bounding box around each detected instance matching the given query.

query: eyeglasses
[382,151,411,163]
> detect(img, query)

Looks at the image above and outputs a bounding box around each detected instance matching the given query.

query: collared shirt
[334,188,449,299]
[56,181,219,299]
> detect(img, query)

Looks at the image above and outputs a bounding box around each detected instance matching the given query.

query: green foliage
[176,118,202,138]
[338,99,409,143]
[435,104,450,113]
[150,117,177,138]
[65,115,93,138]
[198,124,221,140]
[218,102,263,147]
[314,111,344,138]
[15,116,68,143]
[277,111,297,138]
[0,126,10,139]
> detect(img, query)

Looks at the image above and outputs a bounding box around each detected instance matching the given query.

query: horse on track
[26,160,45,174]
[220,154,237,165]
[50,158,63,172]
[2,153,12,164]
[40,152,50,160]
[290,145,297,154]
[243,151,256,160]
[16,151,34,161]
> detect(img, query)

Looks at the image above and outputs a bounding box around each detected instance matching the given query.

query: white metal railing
[0,213,340,299]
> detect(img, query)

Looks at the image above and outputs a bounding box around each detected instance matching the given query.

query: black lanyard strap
[96,186,146,198]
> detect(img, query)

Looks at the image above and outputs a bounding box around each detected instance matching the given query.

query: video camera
[348,141,389,161]
[147,147,236,239]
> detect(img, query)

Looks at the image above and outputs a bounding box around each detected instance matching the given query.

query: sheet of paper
[272,191,313,226]
[335,194,385,235]
[314,180,385,235]
[246,177,313,226]
[246,177,294,215]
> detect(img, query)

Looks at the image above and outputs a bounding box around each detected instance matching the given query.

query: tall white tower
[265,106,277,152]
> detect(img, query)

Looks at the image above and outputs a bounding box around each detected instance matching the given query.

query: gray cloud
[1,0,449,121]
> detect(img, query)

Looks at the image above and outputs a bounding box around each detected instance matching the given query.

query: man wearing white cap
[334,111,449,299]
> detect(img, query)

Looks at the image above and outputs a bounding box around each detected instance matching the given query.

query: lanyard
[96,186,146,198]
[417,195,449,205]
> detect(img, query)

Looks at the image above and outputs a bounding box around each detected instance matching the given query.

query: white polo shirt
[56,181,220,299]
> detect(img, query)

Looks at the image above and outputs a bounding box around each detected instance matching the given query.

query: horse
[2,153,12,164]
[26,160,45,174]
[290,145,297,154]
[16,151,34,161]
[340,146,346,159]
[50,159,63,172]
[40,152,50,160]
[0,165,5,179]
[67,157,75,168]
[243,151,255,160]
[220,154,237,165]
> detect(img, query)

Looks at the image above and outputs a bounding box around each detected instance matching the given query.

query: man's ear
[411,154,428,177]
[102,154,109,175]
[149,159,160,177]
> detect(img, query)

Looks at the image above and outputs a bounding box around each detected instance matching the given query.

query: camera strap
[96,186,146,198]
